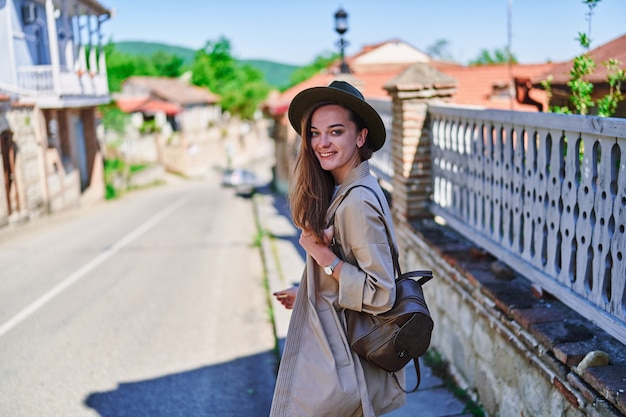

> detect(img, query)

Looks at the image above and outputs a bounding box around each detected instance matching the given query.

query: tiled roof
[267,37,622,117]
[121,76,220,105]
[267,61,558,116]
[264,69,403,116]
[115,97,182,116]
[533,32,626,85]
[434,62,558,111]
[77,0,112,17]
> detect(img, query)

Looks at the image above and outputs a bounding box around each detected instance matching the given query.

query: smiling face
[309,104,368,184]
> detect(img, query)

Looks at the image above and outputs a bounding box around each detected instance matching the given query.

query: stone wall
[403,219,626,417]
[269,116,297,195]
[0,105,47,224]
[0,103,103,228]
[44,147,80,213]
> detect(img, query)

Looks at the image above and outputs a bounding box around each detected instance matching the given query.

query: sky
[100,0,626,66]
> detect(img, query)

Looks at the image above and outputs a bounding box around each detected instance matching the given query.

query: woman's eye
[310,131,319,137]
[331,129,343,136]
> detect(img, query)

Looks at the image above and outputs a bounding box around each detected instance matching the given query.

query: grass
[103,158,160,199]
[250,194,282,369]
[424,349,485,417]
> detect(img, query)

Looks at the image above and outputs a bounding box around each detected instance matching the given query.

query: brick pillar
[384,63,456,258]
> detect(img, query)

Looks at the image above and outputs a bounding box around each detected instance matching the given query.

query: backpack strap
[329,184,402,275]
[392,358,422,393]
[330,184,429,393]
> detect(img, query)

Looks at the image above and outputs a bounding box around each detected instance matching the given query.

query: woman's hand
[299,226,336,267]
[273,286,298,309]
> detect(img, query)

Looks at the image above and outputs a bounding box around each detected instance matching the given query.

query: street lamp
[334,7,350,74]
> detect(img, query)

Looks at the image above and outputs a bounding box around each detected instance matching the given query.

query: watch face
[324,258,339,275]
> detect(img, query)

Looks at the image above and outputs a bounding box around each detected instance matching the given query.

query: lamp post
[334,7,350,74]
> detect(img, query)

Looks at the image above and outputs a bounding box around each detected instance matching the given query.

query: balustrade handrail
[17,65,54,93]
[428,104,626,345]
[14,64,109,99]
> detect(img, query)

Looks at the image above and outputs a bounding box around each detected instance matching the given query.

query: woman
[270,81,405,417]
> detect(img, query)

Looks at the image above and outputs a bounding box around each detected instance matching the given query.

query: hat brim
[288,86,386,152]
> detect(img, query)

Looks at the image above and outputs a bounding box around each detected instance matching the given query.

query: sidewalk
[254,189,474,417]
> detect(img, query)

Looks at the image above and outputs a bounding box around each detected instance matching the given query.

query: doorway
[0,130,18,214]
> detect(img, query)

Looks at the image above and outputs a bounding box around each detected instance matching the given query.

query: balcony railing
[16,65,55,93]
[428,105,626,345]
[16,65,109,98]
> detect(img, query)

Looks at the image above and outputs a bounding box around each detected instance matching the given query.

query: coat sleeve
[335,188,396,315]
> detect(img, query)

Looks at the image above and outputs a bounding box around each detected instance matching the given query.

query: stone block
[519,368,553,415]
[554,376,581,407]
[475,368,498,412]
[470,313,493,362]
[480,279,536,313]
[511,302,572,329]
[494,341,528,386]
[548,388,586,417]
[568,371,600,404]
[532,318,598,348]
[555,341,605,367]
[584,364,626,413]
[491,260,515,279]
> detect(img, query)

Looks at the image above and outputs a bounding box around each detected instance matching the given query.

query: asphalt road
[0,175,277,416]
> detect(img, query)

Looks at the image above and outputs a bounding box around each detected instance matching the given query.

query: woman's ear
[357,128,368,148]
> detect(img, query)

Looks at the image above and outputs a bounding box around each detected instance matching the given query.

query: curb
[253,191,301,357]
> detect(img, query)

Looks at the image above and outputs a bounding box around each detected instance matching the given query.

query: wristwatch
[324,257,341,275]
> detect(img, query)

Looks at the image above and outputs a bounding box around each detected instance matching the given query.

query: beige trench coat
[270,162,405,417]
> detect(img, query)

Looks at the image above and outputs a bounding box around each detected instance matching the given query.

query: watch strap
[325,257,341,274]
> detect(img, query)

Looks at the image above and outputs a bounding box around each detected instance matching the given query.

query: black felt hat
[288,80,386,152]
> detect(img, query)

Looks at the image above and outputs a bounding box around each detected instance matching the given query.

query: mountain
[238,59,300,89]
[113,41,299,89]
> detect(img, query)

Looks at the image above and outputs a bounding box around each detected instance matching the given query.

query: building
[112,76,221,177]
[0,0,112,227]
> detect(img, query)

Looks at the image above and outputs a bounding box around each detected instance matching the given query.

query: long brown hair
[289,101,373,240]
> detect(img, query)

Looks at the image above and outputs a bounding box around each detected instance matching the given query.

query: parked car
[221,168,260,197]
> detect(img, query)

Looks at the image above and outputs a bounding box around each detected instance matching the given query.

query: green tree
[104,43,139,92]
[542,0,625,116]
[100,102,129,135]
[191,37,239,92]
[597,58,625,116]
[469,47,518,66]
[568,37,596,115]
[104,42,185,92]
[219,64,271,119]
[287,52,339,88]
[152,51,185,77]
[426,39,455,61]
[191,37,270,119]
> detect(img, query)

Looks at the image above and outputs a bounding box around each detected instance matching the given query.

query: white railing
[17,65,55,93]
[15,45,110,98]
[369,99,394,187]
[428,105,626,345]
[16,65,109,98]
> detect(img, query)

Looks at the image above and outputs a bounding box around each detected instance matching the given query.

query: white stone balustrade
[429,105,626,345]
